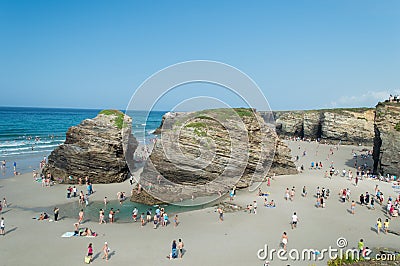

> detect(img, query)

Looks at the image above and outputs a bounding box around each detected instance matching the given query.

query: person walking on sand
[291,212,299,229]
[351,201,356,215]
[217,206,224,221]
[54,207,59,222]
[78,209,84,224]
[285,188,290,201]
[0,217,4,236]
[376,218,382,234]
[178,238,184,258]
[102,242,109,261]
[281,232,288,250]
[174,215,179,228]
[384,219,390,234]
[87,243,93,263]
[99,209,106,224]
[2,197,7,208]
[302,186,307,197]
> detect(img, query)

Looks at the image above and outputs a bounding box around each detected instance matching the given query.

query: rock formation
[373,102,400,177]
[262,108,375,145]
[133,108,297,205]
[44,110,138,183]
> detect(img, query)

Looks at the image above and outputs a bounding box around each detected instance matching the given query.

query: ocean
[0,107,165,178]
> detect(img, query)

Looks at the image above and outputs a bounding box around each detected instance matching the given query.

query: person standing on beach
[217,207,224,221]
[281,232,288,250]
[376,218,382,234]
[2,197,7,208]
[54,207,59,222]
[174,215,179,227]
[351,201,356,214]
[102,242,109,261]
[67,186,71,199]
[178,239,184,258]
[0,217,4,236]
[78,209,84,224]
[99,209,106,224]
[384,219,390,234]
[87,243,93,263]
[302,186,307,197]
[291,212,299,229]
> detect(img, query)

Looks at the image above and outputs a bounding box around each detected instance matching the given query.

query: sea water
[0,107,165,178]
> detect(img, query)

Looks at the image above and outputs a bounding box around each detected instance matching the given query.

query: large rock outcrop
[263,108,375,145]
[373,102,400,177]
[133,108,297,204]
[44,110,138,183]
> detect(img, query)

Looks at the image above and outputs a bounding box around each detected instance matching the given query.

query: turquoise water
[0,107,165,178]
[29,200,209,223]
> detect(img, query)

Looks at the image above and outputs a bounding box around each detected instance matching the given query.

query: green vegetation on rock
[185,122,207,137]
[395,122,400,132]
[99,109,126,129]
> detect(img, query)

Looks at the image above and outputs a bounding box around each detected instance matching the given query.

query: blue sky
[0,0,399,111]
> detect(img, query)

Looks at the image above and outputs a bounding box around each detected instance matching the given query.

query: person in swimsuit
[178,239,184,258]
[281,232,288,250]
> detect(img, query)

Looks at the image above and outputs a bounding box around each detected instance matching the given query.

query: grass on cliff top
[195,108,255,120]
[99,109,125,129]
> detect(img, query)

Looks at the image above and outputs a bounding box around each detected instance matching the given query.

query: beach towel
[61,232,75,238]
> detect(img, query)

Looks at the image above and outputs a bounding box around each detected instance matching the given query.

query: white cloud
[330,89,400,108]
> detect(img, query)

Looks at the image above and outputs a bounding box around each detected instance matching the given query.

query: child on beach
[140,213,145,226]
[174,215,178,227]
[351,201,356,214]
[384,219,389,234]
[376,218,382,234]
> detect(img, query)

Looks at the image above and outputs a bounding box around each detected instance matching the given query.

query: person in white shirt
[291,212,299,229]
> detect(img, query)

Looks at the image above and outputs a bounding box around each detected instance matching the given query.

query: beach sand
[0,141,399,265]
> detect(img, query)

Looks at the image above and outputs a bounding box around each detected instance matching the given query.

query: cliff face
[373,102,400,177]
[44,110,138,183]
[133,109,297,205]
[266,108,375,145]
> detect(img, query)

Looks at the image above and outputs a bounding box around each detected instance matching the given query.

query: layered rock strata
[134,108,297,204]
[262,108,375,145]
[44,110,138,183]
[373,102,400,177]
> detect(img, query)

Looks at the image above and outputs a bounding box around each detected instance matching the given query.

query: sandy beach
[0,141,399,266]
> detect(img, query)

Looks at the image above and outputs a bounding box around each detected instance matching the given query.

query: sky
[0,0,399,111]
